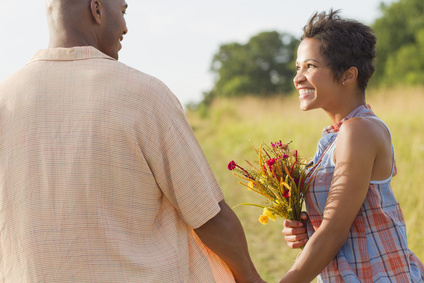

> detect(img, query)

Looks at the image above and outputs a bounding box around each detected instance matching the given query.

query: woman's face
[294,38,340,111]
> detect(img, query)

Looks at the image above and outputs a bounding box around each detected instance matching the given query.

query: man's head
[46,0,128,60]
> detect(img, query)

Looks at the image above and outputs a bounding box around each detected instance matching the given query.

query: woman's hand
[282,212,309,249]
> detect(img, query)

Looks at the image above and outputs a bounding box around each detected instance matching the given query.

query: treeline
[196,0,424,108]
[373,0,424,86]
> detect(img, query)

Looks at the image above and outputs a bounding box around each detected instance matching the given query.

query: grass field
[186,86,424,282]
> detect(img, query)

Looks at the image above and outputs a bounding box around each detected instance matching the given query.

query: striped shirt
[306,105,424,282]
[0,46,234,282]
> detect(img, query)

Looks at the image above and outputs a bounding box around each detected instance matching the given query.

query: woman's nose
[293,70,305,86]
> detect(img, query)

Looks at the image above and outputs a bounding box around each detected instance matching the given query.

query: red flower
[266,158,276,167]
[228,161,237,171]
[290,162,297,176]
[283,190,290,198]
[271,141,283,148]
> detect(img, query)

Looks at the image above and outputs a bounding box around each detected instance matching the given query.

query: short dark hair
[301,10,376,93]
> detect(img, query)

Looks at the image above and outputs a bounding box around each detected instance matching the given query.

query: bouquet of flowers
[228,141,312,225]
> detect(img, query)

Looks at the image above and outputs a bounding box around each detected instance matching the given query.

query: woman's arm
[280,118,388,282]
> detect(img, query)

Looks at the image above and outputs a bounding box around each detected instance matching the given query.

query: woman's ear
[341,67,358,87]
[90,0,103,24]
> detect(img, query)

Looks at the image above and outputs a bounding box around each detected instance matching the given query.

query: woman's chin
[299,103,311,111]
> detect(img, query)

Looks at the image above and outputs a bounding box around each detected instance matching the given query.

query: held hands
[282,212,309,249]
[234,272,267,283]
[251,277,268,283]
[234,272,268,283]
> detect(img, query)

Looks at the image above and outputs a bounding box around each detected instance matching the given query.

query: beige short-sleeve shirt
[0,47,234,282]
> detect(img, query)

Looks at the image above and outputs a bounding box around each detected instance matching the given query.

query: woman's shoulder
[337,117,390,154]
[339,116,394,181]
[341,116,389,140]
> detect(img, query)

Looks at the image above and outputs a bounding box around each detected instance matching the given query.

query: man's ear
[90,0,103,24]
[341,67,358,87]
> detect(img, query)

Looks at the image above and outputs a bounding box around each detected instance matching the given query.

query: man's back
[0,46,233,282]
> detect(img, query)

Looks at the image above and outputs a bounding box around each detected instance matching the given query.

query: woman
[280,10,424,282]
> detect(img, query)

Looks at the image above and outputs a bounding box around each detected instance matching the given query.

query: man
[0,0,265,282]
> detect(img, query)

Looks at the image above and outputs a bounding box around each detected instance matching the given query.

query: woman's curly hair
[302,10,377,93]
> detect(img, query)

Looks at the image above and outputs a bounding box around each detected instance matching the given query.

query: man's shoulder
[105,60,183,111]
[109,61,169,92]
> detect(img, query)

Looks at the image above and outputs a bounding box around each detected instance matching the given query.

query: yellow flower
[258,215,269,225]
[263,208,276,221]
[248,181,254,190]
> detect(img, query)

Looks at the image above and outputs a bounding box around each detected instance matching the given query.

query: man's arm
[194,200,266,283]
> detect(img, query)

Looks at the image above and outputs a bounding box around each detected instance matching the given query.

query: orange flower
[258,215,269,225]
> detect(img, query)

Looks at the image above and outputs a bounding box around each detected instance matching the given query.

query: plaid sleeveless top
[306,105,424,282]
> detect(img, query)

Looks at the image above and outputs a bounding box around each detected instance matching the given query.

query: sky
[0,0,395,106]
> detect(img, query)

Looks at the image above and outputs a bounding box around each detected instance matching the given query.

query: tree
[208,31,299,98]
[384,29,424,85]
[372,0,424,86]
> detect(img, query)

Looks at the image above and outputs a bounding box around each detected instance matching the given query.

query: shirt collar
[322,104,373,135]
[28,46,115,64]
